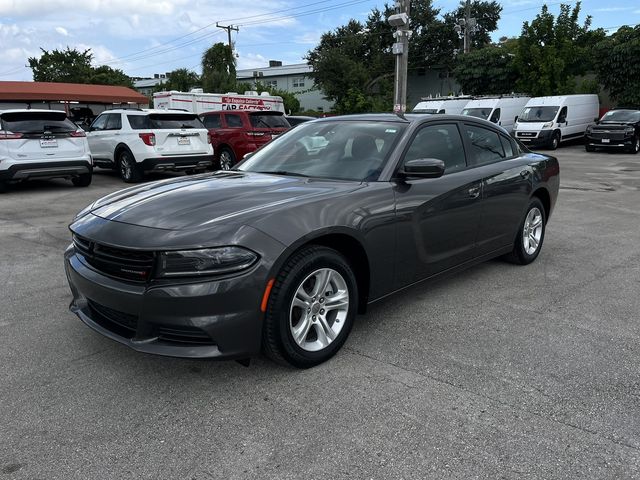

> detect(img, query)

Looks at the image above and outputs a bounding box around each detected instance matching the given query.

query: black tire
[549,131,561,150]
[118,150,143,183]
[585,144,595,152]
[0,181,6,193]
[71,172,92,187]
[262,245,358,368]
[218,148,236,170]
[504,198,546,265]
[627,135,640,154]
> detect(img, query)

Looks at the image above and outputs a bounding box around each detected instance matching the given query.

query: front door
[393,122,483,288]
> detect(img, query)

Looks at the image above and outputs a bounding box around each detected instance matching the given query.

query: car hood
[88,171,362,231]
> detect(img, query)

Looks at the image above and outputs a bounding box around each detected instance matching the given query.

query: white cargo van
[412,96,473,115]
[461,95,531,132]
[512,94,599,149]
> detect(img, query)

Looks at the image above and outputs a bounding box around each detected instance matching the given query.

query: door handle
[468,186,480,198]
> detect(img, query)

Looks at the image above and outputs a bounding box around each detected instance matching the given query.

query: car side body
[65,114,559,365]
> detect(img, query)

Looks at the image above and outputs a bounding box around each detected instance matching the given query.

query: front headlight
[625,127,635,134]
[158,246,258,277]
[542,122,554,129]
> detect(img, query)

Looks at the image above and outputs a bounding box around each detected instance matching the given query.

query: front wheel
[627,135,640,154]
[549,131,560,150]
[504,198,546,265]
[262,246,358,368]
[72,172,92,187]
[585,144,595,152]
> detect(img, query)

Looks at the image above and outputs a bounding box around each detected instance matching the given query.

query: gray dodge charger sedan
[65,114,559,368]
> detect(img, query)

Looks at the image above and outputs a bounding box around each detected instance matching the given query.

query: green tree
[164,68,200,92]
[453,39,518,94]
[28,47,93,83]
[514,3,605,96]
[201,43,236,93]
[89,65,133,87]
[593,25,640,106]
[306,9,394,113]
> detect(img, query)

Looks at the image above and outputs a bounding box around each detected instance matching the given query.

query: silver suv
[87,109,213,183]
[0,109,92,193]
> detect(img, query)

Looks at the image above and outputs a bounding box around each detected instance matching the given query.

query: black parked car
[585,109,640,153]
[65,114,559,368]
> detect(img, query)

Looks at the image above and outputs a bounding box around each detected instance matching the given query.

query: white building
[236,61,334,113]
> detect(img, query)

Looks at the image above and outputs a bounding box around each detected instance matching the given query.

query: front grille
[88,300,138,339]
[87,299,215,346]
[590,130,626,141]
[517,132,537,138]
[74,235,155,282]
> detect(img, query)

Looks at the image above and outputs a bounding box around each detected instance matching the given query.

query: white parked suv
[0,109,92,193]
[87,109,213,183]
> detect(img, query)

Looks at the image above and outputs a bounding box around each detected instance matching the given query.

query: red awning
[0,81,148,104]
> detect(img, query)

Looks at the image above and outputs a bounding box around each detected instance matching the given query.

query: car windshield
[462,107,492,120]
[249,113,290,129]
[518,106,559,122]
[412,108,438,114]
[0,111,76,133]
[600,110,640,123]
[237,120,407,182]
[128,113,204,129]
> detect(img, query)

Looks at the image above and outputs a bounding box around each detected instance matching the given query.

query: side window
[490,108,501,124]
[404,124,466,173]
[225,114,243,128]
[127,115,149,130]
[105,114,122,130]
[500,135,514,158]
[558,106,568,123]
[203,114,221,129]
[464,124,505,166]
[90,115,107,131]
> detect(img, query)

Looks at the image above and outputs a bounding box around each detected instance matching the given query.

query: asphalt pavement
[1,147,639,479]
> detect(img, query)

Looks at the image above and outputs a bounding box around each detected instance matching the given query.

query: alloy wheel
[120,155,132,180]
[220,151,233,170]
[523,207,543,255]
[289,268,349,352]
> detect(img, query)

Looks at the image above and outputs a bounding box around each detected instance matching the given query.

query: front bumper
[0,160,92,182]
[585,134,635,148]
[141,155,213,172]
[64,245,266,359]
[513,129,554,148]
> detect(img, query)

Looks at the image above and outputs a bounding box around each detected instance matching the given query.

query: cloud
[55,26,69,36]
[594,7,632,12]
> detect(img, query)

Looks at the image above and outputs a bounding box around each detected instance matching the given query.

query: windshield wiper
[255,170,309,177]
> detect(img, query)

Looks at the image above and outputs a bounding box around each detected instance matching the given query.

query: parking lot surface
[1,147,639,479]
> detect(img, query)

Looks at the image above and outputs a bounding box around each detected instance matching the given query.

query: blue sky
[0,0,638,82]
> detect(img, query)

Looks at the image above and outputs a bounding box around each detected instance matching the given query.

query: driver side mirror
[400,158,445,179]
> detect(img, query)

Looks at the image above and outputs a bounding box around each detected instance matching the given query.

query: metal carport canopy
[0,81,148,104]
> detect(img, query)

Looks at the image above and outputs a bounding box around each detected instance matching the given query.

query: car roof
[312,112,498,124]
[0,108,68,115]
[103,109,198,115]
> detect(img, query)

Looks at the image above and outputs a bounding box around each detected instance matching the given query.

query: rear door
[461,123,532,255]
[0,111,86,162]
[393,122,483,286]
[148,113,209,156]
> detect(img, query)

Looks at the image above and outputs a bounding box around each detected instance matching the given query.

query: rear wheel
[118,150,143,183]
[504,198,546,265]
[262,246,358,368]
[218,148,235,170]
[71,172,92,187]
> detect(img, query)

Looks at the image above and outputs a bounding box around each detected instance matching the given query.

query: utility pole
[388,0,412,115]
[216,22,239,52]
[455,0,476,54]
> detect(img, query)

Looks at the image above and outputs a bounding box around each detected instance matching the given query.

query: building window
[266,80,278,89]
[292,77,305,88]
